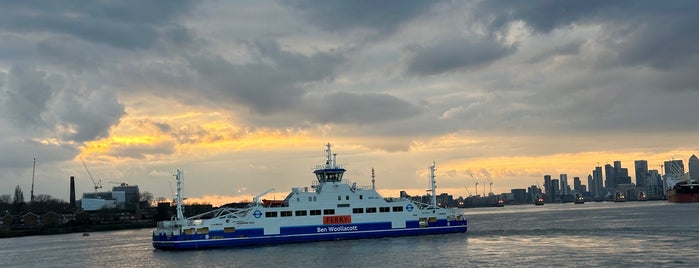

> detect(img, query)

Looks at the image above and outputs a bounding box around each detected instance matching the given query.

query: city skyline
[2,1,699,206]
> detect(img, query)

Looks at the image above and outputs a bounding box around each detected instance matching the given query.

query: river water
[2,201,698,267]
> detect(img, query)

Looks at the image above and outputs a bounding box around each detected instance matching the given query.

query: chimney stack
[70,176,76,208]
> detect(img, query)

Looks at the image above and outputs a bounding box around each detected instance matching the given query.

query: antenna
[30,157,36,202]
[371,167,375,190]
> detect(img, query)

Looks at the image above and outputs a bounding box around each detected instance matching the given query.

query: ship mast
[428,162,438,208]
[371,167,375,190]
[175,169,184,223]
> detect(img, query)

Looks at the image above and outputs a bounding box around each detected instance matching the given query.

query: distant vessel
[496,198,504,207]
[574,194,584,204]
[667,180,699,203]
[152,144,468,250]
[614,192,626,202]
[535,196,544,206]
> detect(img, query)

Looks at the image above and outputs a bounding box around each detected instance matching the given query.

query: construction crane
[464,186,472,197]
[469,173,479,197]
[80,157,102,192]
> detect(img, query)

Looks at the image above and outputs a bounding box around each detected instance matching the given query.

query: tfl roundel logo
[406,204,414,212]
[253,210,263,218]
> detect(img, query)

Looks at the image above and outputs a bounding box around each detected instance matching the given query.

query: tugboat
[614,192,626,202]
[152,144,468,250]
[574,193,584,204]
[534,195,544,206]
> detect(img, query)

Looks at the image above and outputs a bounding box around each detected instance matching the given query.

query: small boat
[152,143,467,250]
[534,195,544,206]
[496,198,504,207]
[574,194,584,204]
[614,192,626,202]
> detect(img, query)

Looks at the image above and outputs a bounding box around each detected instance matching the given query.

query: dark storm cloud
[406,37,516,76]
[282,0,437,35]
[187,40,343,114]
[0,0,195,50]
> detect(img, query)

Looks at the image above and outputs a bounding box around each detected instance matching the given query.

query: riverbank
[0,221,156,238]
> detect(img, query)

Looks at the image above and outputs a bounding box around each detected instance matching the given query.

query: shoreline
[0,221,156,239]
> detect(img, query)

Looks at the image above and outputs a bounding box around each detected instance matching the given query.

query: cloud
[0,0,195,50]
[282,0,438,36]
[1,65,55,127]
[306,92,421,124]
[186,40,344,114]
[406,37,516,76]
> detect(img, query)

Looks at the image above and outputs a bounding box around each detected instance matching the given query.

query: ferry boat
[152,144,468,250]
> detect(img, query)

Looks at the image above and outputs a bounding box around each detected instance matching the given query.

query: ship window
[224,227,236,233]
[366,207,377,213]
[392,206,403,212]
[265,211,278,217]
[379,207,390,213]
[308,197,312,202]
[196,227,209,234]
[310,210,321,216]
[346,195,349,200]
[295,210,307,216]
[352,208,364,213]
[313,197,317,201]
[337,204,350,207]
[281,211,292,217]
[323,209,335,215]
[338,196,342,201]
[359,195,363,199]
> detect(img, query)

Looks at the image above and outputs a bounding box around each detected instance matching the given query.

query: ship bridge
[314,143,346,183]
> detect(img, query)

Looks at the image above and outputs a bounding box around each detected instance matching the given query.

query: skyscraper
[560,174,569,195]
[635,160,648,188]
[573,177,582,194]
[605,164,615,189]
[544,175,552,203]
[593,166,603,198]
[689,155,699,180]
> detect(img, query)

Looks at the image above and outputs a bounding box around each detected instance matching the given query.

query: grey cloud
[0,139,78,169]
[282,0,437,35]
[526,41,582,63]
[1,65,55,127]
[53,89,125,142]
[406,37,516,76]
[473,1,699,71]
[187,40,344,114]
[307,92,421,124]
[0,0,195,50]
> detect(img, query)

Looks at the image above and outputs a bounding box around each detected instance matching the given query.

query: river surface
[2,201,698,267]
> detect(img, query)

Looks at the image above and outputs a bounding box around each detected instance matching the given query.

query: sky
[1,0,699,206]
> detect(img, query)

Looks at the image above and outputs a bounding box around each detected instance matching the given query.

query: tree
[0,194,10,204]
[139,191,154,208]
[13,185,24,206]
[13,185,25,212]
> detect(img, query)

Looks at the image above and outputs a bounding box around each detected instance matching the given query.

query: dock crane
[80,157,103,192]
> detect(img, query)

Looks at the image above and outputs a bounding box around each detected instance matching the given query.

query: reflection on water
[1,201,698,267]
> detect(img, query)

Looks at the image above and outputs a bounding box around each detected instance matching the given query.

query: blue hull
[153,220,467,250]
